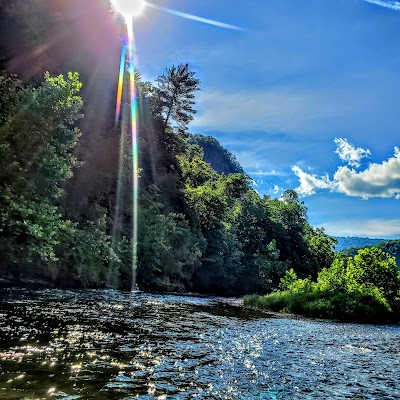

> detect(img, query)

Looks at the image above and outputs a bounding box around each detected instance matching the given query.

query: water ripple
[0,289,399,399]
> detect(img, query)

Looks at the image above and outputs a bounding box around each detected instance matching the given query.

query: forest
[0,66,339,295]
[0,1,399,323]
[0,0,337,295]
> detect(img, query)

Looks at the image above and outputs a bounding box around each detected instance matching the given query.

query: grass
[244,289,398,324]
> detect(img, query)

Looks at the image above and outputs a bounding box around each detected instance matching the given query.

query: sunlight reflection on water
[0,289,399,399]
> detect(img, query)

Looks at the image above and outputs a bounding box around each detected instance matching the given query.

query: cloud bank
[193,87,370,135]
[292,139,400,199]
[319,218,400,238]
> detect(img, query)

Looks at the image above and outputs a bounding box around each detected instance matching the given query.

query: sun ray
[113,18,140,290]
[144,2,245,31]
[127,18,139,289]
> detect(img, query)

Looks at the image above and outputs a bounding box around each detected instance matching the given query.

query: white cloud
[334,137,371,168]
[292,166,331,196]
[248,169,288,177]
[272,185,281,194]
[363,0,400,11]
[333,146,400,199]
[292,144,400,199]
[319,218,400,239]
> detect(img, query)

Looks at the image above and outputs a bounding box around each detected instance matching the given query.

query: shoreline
[1,285,399,326]
[241,302,400,326]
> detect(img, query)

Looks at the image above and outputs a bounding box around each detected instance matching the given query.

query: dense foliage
[245,247,400,322]
[0,0,344,296]
[0,67,336,293]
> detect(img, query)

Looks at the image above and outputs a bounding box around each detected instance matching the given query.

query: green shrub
[244,247,400,323]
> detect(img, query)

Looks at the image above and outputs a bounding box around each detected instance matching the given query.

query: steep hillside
[188,134,245,175]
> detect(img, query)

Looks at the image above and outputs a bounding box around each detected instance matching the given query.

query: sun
[111,0,145,19]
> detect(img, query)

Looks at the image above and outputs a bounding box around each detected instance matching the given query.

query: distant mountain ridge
[334,236,386,251]
[336,237,400,269]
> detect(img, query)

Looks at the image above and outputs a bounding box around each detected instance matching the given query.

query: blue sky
[133,0,400,238]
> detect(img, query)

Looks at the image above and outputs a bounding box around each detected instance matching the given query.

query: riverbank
[245,248,400,324]
[0,275,55,288]
[243,291,400,324]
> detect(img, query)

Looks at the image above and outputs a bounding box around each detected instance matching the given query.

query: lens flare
[113,17,139,290]
[115,38,127,124]
[127,19,139,289]
[112,1,243,290]
[112,0,145,18]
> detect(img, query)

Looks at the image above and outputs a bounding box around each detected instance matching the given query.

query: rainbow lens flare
[115,37,127,124]
[127,21,139,289]
[114,18,139,289]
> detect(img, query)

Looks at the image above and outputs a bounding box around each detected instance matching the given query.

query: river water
[0,289,399,399]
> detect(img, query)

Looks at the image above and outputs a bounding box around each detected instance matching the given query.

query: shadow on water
[0,289,399,399]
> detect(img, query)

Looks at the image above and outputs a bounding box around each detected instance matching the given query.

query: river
[0,289,399,399]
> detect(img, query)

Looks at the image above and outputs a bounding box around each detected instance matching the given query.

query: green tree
[279,268,298,291]
[317,253,350,292]
[0,72,82,276]
[137,185,205,292]
[58,209,118,288]
[233,190,275,293]
[265,191,321,278]
[258,239,289,292]
[156,63,200,132]
[192,226,241,294]
[177,144,218,188]
[0,74,23,123]
[183,182,228,231]
[304,226,337,277]
[317,248,400,313]
[350,247,400,307]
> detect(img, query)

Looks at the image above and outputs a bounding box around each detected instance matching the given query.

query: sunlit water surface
[0,289,399,399]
